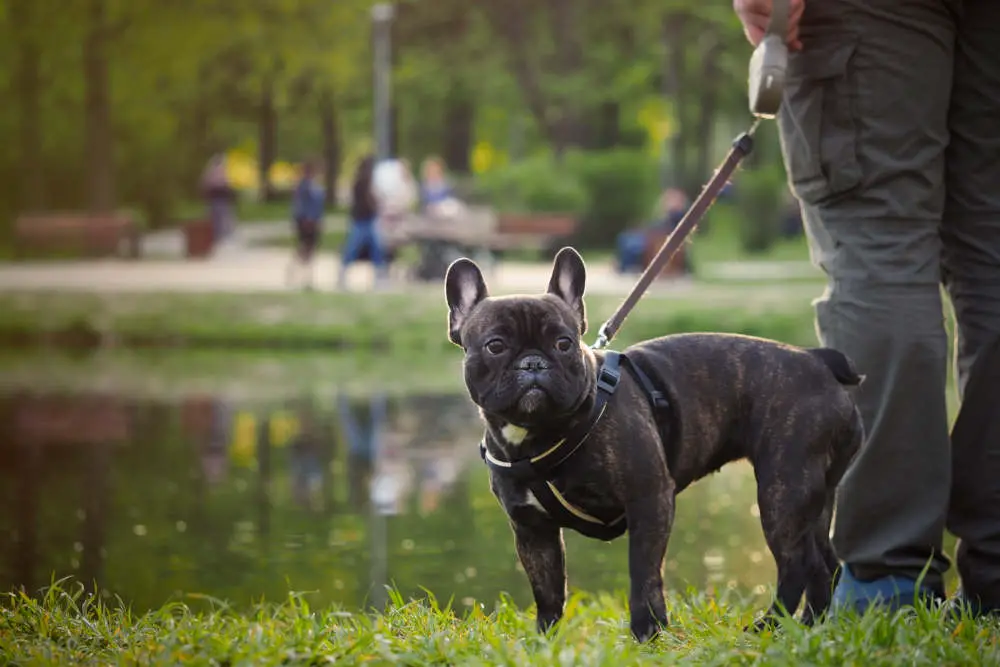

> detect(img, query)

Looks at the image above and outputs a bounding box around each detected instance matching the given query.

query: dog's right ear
[444,258,488,346]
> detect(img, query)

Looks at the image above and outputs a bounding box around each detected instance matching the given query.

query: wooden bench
[492,212,578,253]
[395,209,579,254]
[13,212,141,259]
[386,207,580,281]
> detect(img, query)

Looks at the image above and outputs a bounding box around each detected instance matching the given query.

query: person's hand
[734,0,805,51]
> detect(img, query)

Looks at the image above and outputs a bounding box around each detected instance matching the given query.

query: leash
[592,0,789,351]
[591,119,760,350]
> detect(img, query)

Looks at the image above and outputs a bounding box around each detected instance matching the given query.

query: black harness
[479,350,670,541]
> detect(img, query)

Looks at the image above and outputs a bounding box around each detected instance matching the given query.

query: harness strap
[480,351,672,542]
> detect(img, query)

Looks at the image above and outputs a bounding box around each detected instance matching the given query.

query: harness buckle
[596,365,621,395]
[648,390,669,409]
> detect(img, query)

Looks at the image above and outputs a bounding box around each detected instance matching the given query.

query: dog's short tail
[807,347,865,386]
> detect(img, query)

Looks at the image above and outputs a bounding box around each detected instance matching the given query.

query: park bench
[491,212,579,254]
[375,206,580,281]
[13,212,142,260]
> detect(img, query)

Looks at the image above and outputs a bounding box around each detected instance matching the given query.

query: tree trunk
[693,39,723,185]
[547,0,587,154]
[663,13,688,191]
[594,102,620,150]
[442,84,474,174]
[479,0,582,155]
[83,0,115,214]
[11,0,45,212]
[257,74,277,202]
[319,88,341,207]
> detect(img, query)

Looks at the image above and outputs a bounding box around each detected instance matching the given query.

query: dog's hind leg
[816,414,863,591]
[814,489,842,583]
[749,535,812,631]
[748,467,827,631]
[801,525,838,626]
[800,412,863,625]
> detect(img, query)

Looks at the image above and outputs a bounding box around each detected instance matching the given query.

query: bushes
[476,149,660,249]
[475,155,589,216]
[733,164,788,254]
[565,149,659,248]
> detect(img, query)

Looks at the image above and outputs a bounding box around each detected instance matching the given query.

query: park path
[0,218,821,297]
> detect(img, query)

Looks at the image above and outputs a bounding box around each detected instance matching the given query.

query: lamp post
[371,3,395,162]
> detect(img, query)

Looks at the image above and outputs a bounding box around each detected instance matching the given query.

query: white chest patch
[501,424,529,445]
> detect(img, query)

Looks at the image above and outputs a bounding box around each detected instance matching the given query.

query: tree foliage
[0,0,774,229]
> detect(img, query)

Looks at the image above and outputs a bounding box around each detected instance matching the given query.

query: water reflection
[0,386,775,614]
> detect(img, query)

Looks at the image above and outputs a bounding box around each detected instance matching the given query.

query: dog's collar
[478,351,670,542]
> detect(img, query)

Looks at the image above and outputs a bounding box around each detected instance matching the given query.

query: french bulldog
[444,247,864,642]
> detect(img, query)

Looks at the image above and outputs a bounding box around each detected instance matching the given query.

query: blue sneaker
[831,565,944,616]
[949,587,1000,619]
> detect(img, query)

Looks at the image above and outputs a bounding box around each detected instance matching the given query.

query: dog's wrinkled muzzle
[516,354,551,372]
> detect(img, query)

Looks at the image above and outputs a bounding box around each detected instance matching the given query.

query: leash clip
[592,322,611,350]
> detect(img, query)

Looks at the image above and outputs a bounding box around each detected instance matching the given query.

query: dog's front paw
[630,609,668,643]
[745,614,779,633]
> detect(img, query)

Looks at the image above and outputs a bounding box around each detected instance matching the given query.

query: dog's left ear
[547,247,587,334]
[445,258,488,346]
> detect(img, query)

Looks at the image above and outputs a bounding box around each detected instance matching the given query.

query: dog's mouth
[516,386,549,414]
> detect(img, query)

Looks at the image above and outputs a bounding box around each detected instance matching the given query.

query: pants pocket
[777,38,862,206]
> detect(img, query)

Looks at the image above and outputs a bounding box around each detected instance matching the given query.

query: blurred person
[615,187,689,274]
[373,157,418,260]
[200,398,232,486]
[338,155,388,290]
[286,160,326,290]
[340,395,375,511]
[735,0,1000,615]
[200,154,237,242]
[289,401,326,511]
[419,156,455,213]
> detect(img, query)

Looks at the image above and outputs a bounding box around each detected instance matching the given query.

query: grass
[0,285,825,353]
[2,583,998,666]
[0,347,469,400]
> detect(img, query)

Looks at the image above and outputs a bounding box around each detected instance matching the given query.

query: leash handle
[748,0,790,118]
[592,124,759,350]
[767,0,789,41]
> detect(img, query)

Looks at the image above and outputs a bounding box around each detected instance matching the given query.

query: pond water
[0,355,776,614]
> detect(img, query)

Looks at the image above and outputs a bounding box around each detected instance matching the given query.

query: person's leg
[300,223,317,290]
[338,222,365,288]
[941,0,1000,614]
[777,0,955,610]
[303,222,321,289]
[288,219,305,286]
[365,222,390,284]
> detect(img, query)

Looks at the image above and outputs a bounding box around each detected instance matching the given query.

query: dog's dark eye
[555,337,574,352]
[485,339,506,355]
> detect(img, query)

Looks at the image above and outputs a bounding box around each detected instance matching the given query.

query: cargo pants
[777,0,1000,605]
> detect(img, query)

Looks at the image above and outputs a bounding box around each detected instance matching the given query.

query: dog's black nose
[516,355,551,372]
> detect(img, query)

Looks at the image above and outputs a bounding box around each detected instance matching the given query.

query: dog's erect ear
[445,258,488,346]
[547,247,587,334]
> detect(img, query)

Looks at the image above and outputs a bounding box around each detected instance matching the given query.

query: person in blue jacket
[287,160,326,290]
